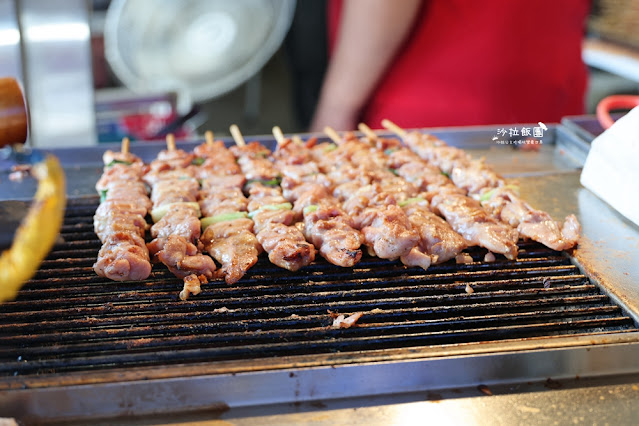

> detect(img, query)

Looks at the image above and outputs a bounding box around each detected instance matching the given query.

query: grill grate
[0,197,636,377]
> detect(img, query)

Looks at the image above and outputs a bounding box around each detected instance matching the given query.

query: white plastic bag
[580,106,639,226]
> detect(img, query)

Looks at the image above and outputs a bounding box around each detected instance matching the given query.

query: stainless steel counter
[63,373,639,425]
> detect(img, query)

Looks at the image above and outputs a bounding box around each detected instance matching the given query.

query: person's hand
[308,0,421,133]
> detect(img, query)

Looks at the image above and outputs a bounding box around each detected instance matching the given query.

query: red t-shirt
[328,0,589,128]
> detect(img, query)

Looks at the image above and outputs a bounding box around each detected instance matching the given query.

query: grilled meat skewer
[357,123,468,264]
[271,130,364,267]
[358,128,518,260]
[93,138,152,281]
[356,129,517,260]
[382,119,580,251]
[196,131,261,284]
[229,125,316,271]
[145,134,216,300]
[313,129,426,268]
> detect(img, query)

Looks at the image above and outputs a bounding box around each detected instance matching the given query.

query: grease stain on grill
[0,197,637,377]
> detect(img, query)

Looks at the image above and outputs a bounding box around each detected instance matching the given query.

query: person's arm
[309,0,421,132]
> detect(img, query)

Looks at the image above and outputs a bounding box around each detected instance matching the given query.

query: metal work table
[2,124,639,425]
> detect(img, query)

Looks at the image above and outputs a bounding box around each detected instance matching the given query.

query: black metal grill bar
[46,240,100,251]
[12,273,588,303]
[0,196,635,378]
[8,268,590,305]
[31,259,578,281]
[64,207,100,217]
[0,285,603,322]
[38,251,572,271]
[0,295,614,338]
[1,316,633,362]
[43,249,98,259]
[0,305,626,348]
[58,216,96,225]
[56,231,98,241]
[28,258,580,286]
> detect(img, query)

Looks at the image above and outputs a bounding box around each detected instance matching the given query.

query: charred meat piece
[199,188,249,218]
[358,204,420,260]
[431,191,519,260]
[402,202,467,264]
[481,187,580,250]
[256,222,316,271]
[201,218,261,285]
[94,232,151,281]
[150,204,202,242]
[153,234,216,280]
[303,205,363,267]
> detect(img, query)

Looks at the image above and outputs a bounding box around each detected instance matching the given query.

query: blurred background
[1,0,638,147]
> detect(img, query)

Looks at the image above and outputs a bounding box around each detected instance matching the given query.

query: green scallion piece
[303,205,318,215]
[201,212,249,229]
[106,159,132,168]
[151,202,200,223]
[248,202,292,219]
[479,189,496,202]
[245,177,282,187]
[398,197,425,207]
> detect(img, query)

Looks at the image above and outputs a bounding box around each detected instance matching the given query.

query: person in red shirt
[310,0,590,131]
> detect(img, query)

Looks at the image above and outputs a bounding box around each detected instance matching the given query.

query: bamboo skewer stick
[229,124,246,147]
[381,119,407,138]
[121,137,130,154]
[166,133,176,151]
[323,126,341,144]
[272,126,285,145]
[358,123,377,140]
[273,126,306,147]
[204,130,215,146]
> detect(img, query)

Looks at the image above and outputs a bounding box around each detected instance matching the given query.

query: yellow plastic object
[0,155,66,302]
